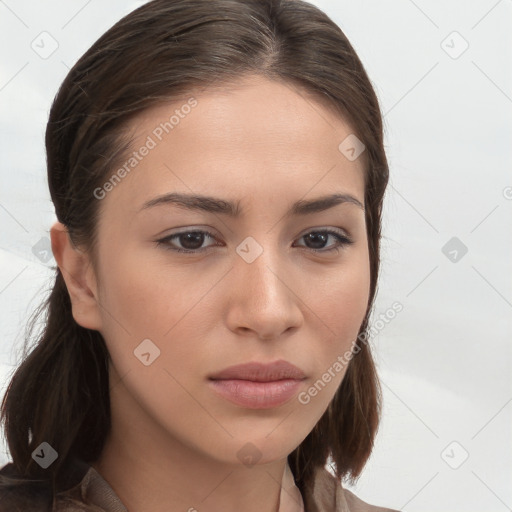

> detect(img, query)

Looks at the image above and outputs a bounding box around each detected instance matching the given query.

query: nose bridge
[237,234,285,302]
[230,233,302,337]
[256,256,286,301]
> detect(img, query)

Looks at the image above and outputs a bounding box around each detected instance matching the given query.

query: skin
[50,74,370,512]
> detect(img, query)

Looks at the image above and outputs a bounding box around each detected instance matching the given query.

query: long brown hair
[0,0,389,509]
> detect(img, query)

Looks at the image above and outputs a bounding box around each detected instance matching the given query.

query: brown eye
[156,228,353,254]
[156,230,218,253]
[294,229,353,253]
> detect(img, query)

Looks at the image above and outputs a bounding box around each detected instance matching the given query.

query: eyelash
[155,229,353,254]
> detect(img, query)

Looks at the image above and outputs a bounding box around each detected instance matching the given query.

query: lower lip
[208,378,304,409]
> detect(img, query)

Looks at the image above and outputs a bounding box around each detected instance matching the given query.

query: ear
[50,221,103,331]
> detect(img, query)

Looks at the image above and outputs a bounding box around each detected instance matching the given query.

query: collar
[72,458,308,512]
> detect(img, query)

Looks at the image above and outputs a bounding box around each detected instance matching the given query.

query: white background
[0,1,511,511]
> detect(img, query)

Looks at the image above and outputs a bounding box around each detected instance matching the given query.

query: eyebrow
[139,192,364,218]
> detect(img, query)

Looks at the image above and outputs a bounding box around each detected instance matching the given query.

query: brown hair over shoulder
[0,0,389,509]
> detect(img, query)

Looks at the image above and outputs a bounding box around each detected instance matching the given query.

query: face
[80,75,370,466]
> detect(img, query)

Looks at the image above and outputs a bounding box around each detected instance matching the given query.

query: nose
[225,245,304,341]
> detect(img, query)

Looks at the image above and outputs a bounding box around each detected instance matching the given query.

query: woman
[0,0,398,510]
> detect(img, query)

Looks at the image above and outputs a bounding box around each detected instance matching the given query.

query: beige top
[57,459,399,512]
[0,458,400,511]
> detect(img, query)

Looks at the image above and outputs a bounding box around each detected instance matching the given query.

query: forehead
[132,75,357,145]
[100,75,366,215]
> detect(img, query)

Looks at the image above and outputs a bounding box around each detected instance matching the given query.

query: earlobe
[49,221,103,331]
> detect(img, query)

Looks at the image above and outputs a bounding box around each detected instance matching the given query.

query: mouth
[208,360,306,409]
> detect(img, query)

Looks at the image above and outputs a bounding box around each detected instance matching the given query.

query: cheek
[305,247,370,386]
[98,247,192,336]
[313,248,370,338]
[94,251,206,415]
[95,246,217,385]
[295,263,370,424]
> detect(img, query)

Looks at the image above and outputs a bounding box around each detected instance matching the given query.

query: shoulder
[306,465,401,512]
[0,461,52,511]
[0,459,93,512]
[343,487,400,512]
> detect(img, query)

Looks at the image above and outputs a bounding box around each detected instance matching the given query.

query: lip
[208,360,306,409]
[209,360,306,381]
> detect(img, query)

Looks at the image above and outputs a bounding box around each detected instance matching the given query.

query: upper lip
[209,360,306,382]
